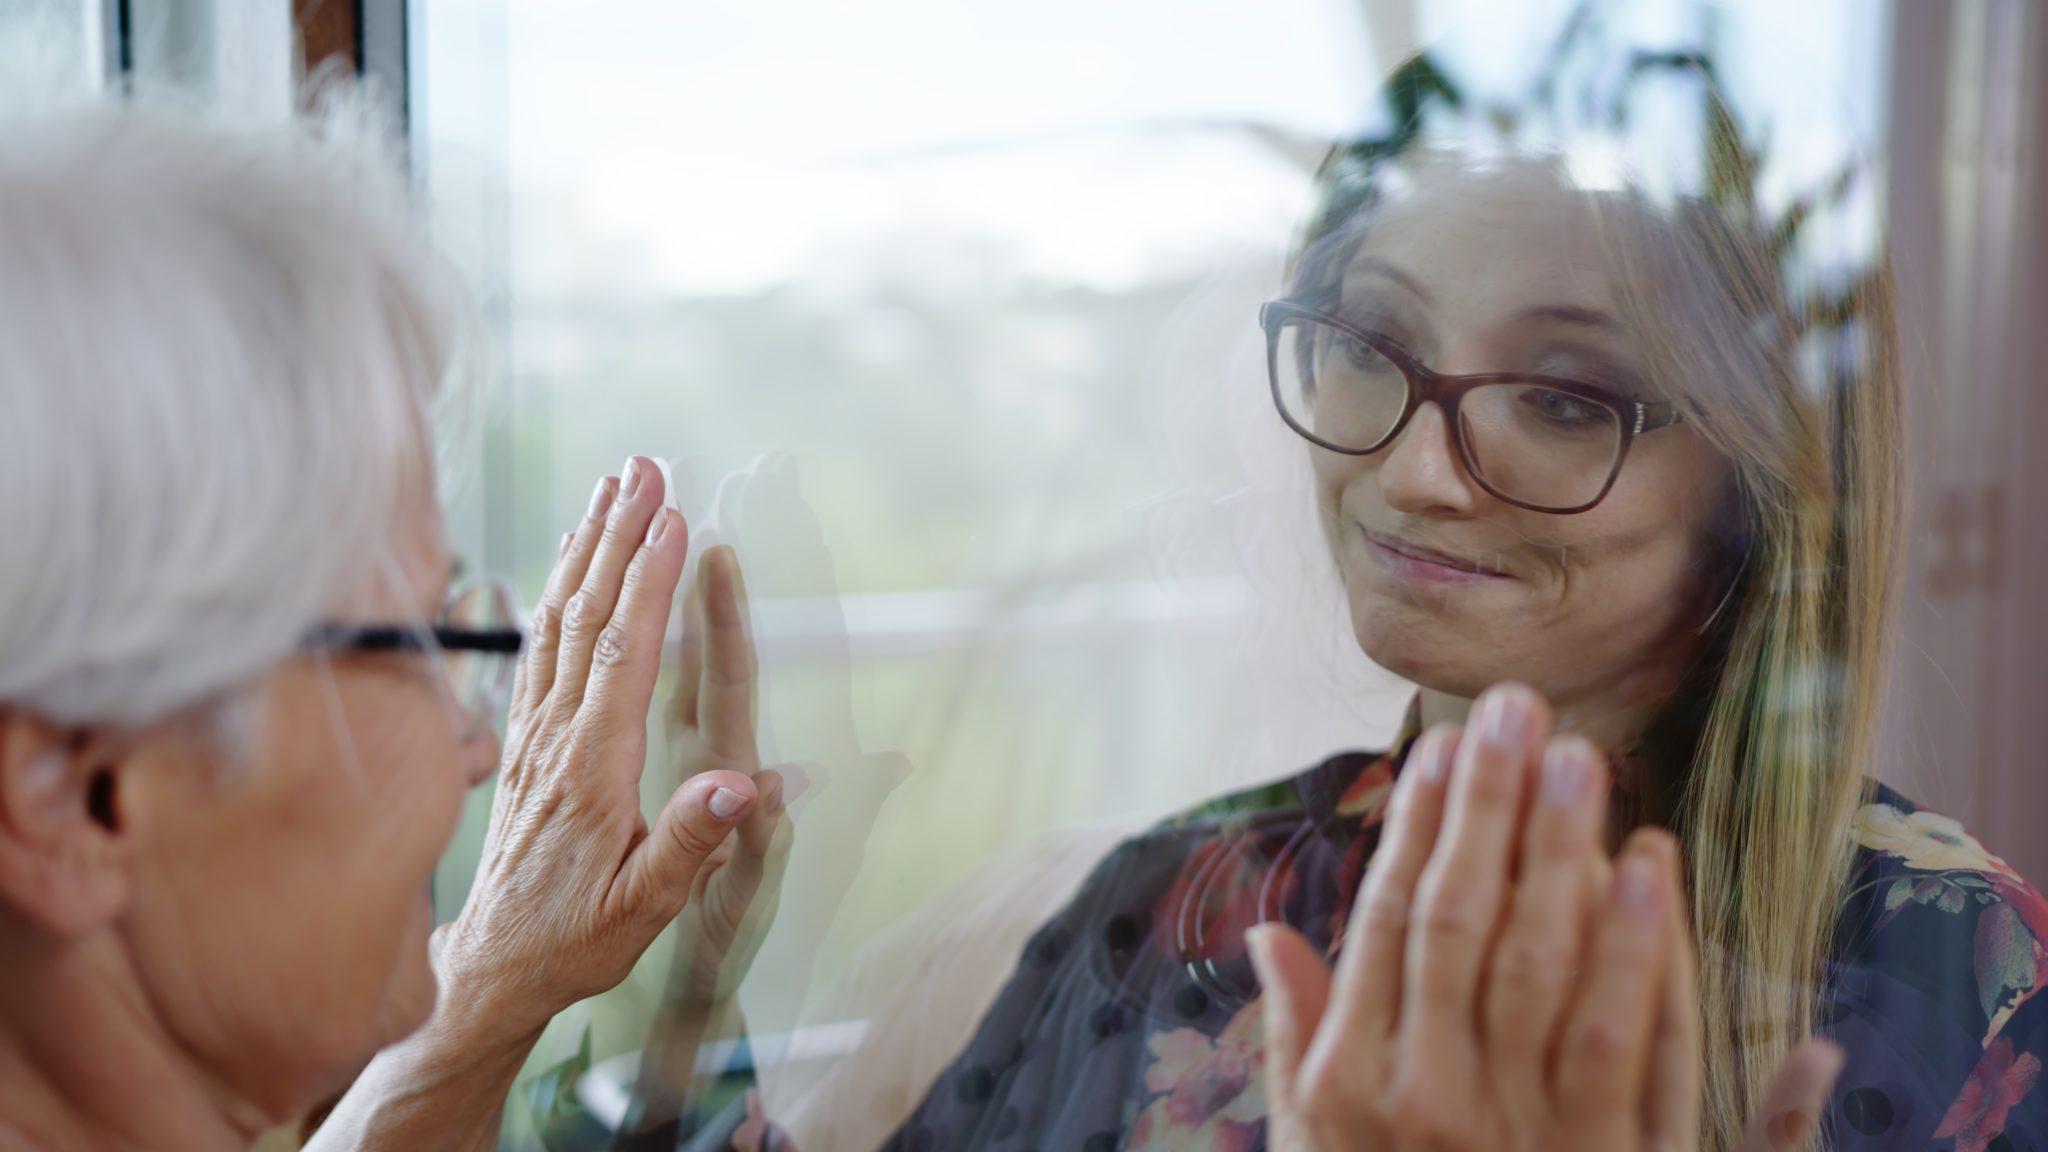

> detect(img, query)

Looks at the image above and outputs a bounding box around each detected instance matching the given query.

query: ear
[0,709,133,937]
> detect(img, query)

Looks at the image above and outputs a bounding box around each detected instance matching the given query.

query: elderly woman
[622,47,2048,1152]
[0,105,784,1150]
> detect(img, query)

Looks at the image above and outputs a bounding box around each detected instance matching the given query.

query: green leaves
[1975,902,2041,1034]
[523,1023,609,1152]
[1886,875,1985,916]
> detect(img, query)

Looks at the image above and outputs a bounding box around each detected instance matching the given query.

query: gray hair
[0,97,476,730]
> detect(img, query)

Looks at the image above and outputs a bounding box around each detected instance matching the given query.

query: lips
[1360,526,1510,585]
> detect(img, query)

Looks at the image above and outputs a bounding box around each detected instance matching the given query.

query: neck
[0,930,265,1152]
[1417,683,1682,849]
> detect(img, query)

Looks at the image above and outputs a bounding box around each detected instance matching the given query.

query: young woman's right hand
[1250,684,1844,1152]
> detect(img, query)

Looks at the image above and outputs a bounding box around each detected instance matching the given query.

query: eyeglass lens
[441,580,519,724]
[1272,316,1625,511]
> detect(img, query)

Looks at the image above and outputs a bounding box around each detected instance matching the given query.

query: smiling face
[115,459,500,1117]
[1310,166,1734,738]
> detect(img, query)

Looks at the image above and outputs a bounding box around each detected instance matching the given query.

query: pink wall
[1882,0,2048,887]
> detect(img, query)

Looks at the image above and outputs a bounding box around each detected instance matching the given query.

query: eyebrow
[1351,257,1625,335]
[1352,257,1433,303]
[1516,304,1621,331]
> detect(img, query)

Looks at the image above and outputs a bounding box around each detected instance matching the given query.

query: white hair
[0,97,477,730]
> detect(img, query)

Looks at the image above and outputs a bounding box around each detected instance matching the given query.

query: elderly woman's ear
[0,710,133,938]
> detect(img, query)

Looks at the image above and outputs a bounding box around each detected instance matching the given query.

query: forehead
[1339,167,1620,321]
[333,457,453,618]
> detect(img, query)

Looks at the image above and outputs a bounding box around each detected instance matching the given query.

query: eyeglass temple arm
[305,625,525,654]
[1633,398,1684,435]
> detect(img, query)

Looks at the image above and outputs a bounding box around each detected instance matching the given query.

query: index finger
[514,473,618,721]
[577,506,691,758]
[1553,830,1678,1118]
[1323,724,1457,1046]
[669,570,706,737]
[1403,685,1550,1051]
[1644,843,1702,1146]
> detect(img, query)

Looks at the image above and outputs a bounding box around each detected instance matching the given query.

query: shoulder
[1841,782,2048,1000]
[1826,782,2048,1148]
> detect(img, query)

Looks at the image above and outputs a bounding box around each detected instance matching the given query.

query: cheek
[350,689,469,858]
[1336,497,1710,698]
[295,687,466,1059]
[1512,510,1713,686]
[119,686,467,1112]
[1312,452,1370,542]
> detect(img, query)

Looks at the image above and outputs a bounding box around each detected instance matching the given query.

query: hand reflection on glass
[629,453,912,1130]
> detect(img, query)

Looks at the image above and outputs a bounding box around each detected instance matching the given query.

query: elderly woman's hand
[434,456,767,1040]
[1249,684,1844,1152]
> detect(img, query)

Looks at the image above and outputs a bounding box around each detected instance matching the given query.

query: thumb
[1735,1039,1844,1152]
[1248,924,1334,1131]
[620,770,756,922]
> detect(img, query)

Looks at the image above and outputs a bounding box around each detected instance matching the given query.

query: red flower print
[1934,1037,2042,1152]
[1128,1004,1269,1150]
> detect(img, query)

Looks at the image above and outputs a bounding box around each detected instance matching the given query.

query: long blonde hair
[1290,53,1902,1150]
[1623,137,1903,1150]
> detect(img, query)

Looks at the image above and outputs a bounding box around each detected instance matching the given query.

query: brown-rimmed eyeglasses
[1260,300,1683,514]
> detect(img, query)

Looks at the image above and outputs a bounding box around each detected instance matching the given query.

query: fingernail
[708,786,749,821]
[648,508,672,547]
[1619,852,1661,915]
[1244,925,1278,982]
[1542,741,1592,807]
[1481,686,1534,750]
[621,458,643,500]
[559,531,574,558]
[587,476,617,521]
[1414,731,1451,784]
[1769,1108,1814,1148]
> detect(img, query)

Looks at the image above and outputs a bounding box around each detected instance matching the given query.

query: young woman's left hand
[1248,683,1843,1152]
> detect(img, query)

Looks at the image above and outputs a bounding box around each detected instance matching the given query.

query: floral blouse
[681,747,2048,1152]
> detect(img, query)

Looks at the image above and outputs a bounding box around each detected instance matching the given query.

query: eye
[1519,388,1607,426]
[1335,330,1403,375]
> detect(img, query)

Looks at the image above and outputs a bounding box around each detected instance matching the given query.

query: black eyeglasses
[302,576,524,737]
[1260,300,1684,514]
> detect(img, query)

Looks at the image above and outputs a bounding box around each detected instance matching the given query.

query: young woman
[649,49,2048,1152]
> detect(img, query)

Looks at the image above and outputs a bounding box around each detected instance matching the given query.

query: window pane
[0,0,103,106]
[408,6,1980,1152]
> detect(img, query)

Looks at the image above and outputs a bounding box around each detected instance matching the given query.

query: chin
[1347,586,1494,699]
[366,919,443,1051]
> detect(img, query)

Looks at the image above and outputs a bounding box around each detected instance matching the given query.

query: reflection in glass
[411,4,2048,1152]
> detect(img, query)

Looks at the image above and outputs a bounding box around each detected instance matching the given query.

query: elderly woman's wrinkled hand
[434,456,771,1040]
[1249,684,1844,1152]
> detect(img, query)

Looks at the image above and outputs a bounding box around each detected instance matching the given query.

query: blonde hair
[1615,155,1902,1151]
[1290,57,1901,1151]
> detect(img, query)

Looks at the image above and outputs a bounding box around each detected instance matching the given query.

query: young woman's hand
[435,456,767,1043]
[660,551,791,1015]
[1249,683,1843,1152]
[651,453,908,1021]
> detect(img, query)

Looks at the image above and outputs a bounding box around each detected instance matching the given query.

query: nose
[1376,402,1479,516]
[461,724,500,789]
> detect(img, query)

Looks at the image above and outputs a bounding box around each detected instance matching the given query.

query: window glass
[410,7,2048,1152]
[0,0,102,106]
